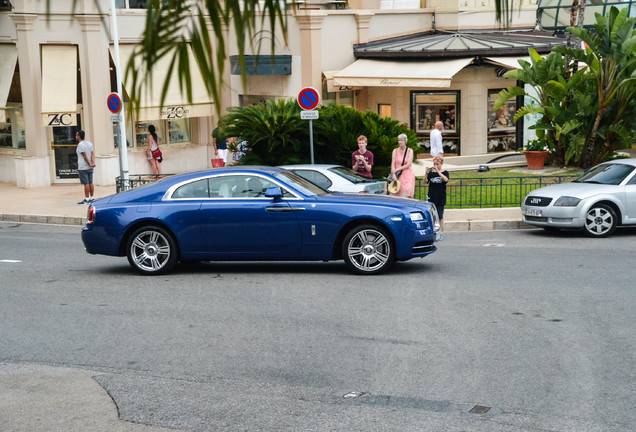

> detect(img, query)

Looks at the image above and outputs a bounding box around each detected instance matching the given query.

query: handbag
[211,158,225,168]
[388,148,409,182]
[151,148,162,159]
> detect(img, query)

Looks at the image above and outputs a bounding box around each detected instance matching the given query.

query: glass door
[52,115,82,180]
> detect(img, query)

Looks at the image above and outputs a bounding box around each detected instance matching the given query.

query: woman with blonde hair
[389,133,415,198]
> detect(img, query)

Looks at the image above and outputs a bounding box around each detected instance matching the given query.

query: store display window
[0,105,25,149]
[487,89,517,152]
[412,92,458,134]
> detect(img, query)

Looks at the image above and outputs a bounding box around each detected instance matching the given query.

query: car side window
[208,175,292,198]
[172,179,209,199]
[293,170,332,190]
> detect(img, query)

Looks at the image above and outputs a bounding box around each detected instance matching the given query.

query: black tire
[342,224,395,275]
[583,204,617,238]
[126,226,178,275]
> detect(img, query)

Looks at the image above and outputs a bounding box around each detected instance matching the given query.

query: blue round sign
[107,92,122,114]
[298,87,320,111]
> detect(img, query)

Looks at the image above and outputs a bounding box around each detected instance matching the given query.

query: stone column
[11,13,51,188]
[296,12,326,91]
[75,14,117,186]
[354,12,374,44]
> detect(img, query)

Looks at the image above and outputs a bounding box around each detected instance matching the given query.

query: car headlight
[554,196,581,207]
[409,212,424,222]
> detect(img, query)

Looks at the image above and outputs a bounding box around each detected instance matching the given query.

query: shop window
[411,91,460,154]
[0,64,24,150]
[116,0,148,8]
[0,105,25,149]
[135,121,166,148]
[487,89,517,153]
[168,118,190,143]
[378,104,391,118]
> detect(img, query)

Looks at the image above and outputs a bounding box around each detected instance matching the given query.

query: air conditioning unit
[0,1,12,12]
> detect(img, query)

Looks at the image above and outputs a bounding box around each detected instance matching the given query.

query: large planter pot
[523,150,549,170]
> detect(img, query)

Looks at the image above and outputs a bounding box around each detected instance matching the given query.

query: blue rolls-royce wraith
[82,166,440,275]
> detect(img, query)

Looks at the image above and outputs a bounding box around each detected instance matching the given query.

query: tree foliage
[223,101,421,176]
[495,6,636,168]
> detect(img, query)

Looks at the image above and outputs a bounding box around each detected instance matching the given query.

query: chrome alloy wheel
[129,229,172,272]
[584,204,616,237]
[345,227,392,273]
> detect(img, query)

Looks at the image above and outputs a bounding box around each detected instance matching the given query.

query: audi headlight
[409,212,424,222]
[554,196,581,207]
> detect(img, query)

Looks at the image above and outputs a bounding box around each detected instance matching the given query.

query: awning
[0,44,17,123]
[41,45,78,127]
[113,45,214,121]
[485,56,532,69]
[323,70,361,92]
[333,58,474,88]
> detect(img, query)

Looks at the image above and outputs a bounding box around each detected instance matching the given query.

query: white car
[279,164,387,195]
[521,158,636,237]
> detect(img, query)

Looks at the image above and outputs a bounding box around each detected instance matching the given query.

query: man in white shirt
[429,121,444,157]
[76,130,95,204]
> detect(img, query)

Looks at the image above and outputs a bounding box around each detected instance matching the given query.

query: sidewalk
[0,181,526,231]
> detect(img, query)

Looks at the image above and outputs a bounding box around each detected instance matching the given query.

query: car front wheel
[342,224,395,275]
[126,226,178,275]
[584,204,617,238]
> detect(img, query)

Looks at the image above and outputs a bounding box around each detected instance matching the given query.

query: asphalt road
[0,222,634,431]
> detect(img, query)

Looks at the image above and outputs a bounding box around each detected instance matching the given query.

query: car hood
[527,182,620,199]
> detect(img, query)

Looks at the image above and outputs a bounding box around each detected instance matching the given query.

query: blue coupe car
[81,167,440,275]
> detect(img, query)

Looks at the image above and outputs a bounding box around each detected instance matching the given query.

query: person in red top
[351,135,374,178]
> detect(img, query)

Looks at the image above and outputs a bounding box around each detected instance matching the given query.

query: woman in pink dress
[389,133,415,198]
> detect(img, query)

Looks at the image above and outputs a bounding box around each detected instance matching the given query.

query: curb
[0,214,86,226]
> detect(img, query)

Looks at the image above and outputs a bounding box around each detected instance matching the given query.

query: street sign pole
[110,0,129,190]
[298,88,321,165]
[309,119,314,164]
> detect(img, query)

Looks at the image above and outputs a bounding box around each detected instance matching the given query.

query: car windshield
[274,170,329,196]
[329,166,375,184]
[574,163,635,185]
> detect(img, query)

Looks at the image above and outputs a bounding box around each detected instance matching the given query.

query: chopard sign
[379,79,401,86]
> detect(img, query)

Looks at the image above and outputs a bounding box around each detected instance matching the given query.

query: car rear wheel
[584,204,617,238]
[126,226,178,275]
[342,224,395,275]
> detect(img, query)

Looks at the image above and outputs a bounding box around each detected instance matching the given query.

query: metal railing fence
[414,175,579,208]
[116,174,173,193]
[117,173,579,209]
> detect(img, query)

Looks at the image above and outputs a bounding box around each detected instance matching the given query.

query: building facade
[1,0,549,188]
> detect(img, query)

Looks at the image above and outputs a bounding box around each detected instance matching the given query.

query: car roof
[279,164,340,170]
[605,158,636,167]
[161,166,286,185]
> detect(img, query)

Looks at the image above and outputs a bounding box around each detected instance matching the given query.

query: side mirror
[265,186,283,200]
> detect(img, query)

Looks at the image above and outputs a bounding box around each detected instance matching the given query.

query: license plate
[525,208,542,217]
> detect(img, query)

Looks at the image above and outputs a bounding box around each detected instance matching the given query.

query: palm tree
[59,0,289,119]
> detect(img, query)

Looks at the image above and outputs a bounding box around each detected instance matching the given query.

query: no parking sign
[297,87,320,111]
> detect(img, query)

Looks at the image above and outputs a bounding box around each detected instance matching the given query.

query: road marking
[0,260,22,263]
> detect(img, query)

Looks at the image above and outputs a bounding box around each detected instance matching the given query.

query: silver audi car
[521,158,636,237]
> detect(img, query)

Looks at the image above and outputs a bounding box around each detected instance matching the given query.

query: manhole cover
[469,405,491,414]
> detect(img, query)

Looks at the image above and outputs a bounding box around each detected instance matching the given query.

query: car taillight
[87,206,95,223]
[359,190,369,193]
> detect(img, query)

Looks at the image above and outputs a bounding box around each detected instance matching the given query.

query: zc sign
[160,106,189,119]
[42,113,77,127]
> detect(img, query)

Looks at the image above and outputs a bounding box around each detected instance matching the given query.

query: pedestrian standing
[425,156,449,238]
[389,133,415,198]
[429,120,444,158]
[76,130,95,204]
[351,135,373,178]
[147,124,161,178]
[212,124,229,165]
